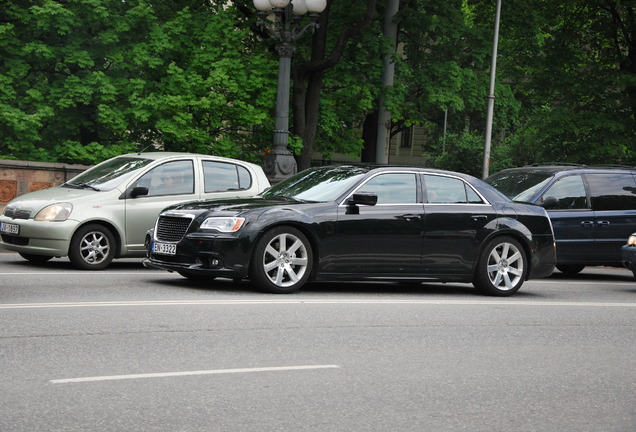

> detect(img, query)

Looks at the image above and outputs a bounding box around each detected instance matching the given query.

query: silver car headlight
[627,233,636,246]
[200,217,245,233]
[34,203,73,221]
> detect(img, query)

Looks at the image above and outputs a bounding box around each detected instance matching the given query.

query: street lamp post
[253,0,326,183]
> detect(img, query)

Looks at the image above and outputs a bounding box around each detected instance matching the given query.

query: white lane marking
[50,364,340,384]
[2,299,636,309]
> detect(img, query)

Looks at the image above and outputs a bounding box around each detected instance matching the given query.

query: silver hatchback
[0,152,270,269]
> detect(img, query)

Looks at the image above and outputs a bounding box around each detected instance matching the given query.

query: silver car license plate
[153,241,176,255]
[0,222,19,235]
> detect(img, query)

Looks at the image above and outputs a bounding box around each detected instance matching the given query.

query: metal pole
[482,0,502,179]
[263,6,298,182]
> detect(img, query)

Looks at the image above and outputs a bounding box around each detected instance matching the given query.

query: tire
[19,253,53,263]
[250,226,313,294]
[68,224,116,270]
[556,264,585,275]
[473,236,527,296]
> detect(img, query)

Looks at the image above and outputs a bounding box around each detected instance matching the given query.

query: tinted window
[136,160,195,197]
[357,173,417,204]
[541,175,587,209]
[203,161,252,193]
[424,175,482,204]
[586,173,636,210]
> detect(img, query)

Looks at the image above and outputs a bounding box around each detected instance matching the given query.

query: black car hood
[165,196,307,214]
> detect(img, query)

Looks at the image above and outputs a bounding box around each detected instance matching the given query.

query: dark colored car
[621,233,636,278]
[486,164,636,274]
[144,165,556,296]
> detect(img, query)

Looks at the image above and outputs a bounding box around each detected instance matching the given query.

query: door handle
[581,221,595,228]
[472,215,488,221]
[401,214,421,221]
[597,220,610,227]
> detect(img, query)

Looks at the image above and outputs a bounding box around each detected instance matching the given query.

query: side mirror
[130,186,149,198]
[348,192,378,206]
[541,196,559,210]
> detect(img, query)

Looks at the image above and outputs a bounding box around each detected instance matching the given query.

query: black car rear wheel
[250,226,313,294]
[474,236,527,296]
[19,253,53,263]
[556,264,585,275]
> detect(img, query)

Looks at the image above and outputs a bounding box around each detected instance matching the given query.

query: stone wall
[0,159,90,213]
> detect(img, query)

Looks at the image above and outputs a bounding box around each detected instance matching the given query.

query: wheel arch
[474,230,534,281]
[71,219,123,258]
[247,221,320,280]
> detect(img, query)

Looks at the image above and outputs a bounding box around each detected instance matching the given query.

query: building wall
[0,159,89,213]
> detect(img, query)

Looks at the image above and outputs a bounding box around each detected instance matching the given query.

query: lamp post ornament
[253,0,326,182]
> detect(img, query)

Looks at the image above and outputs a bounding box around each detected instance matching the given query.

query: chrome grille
[156,215,193,242]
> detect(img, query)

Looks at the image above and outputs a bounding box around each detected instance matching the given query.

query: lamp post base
[263,149,297,183]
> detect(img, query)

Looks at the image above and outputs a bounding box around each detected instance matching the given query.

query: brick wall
[0,159,90,213]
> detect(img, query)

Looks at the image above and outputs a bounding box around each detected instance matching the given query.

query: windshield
[262,166,369,202]
[65,156,154,191]
[485,171,554,203]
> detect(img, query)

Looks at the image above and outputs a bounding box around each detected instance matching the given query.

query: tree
[0,0,276,164]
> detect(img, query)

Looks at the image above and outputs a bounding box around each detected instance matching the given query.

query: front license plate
[0,222,19,235]
[153,241,176,256]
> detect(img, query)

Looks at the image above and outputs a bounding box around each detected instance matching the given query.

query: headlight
[628,233,636,246]
[200,217,245,232]
[34,203,73,221]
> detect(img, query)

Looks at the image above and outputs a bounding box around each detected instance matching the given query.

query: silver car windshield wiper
[63,182,101,191]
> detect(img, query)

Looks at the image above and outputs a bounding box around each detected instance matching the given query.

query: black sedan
[144,165,556,296]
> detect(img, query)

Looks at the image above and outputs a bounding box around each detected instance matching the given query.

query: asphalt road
[1,251,635,432]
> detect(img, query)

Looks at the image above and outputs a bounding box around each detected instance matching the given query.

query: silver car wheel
[79,230,111,265]
[485,241,524,291]
[262,232,309,288]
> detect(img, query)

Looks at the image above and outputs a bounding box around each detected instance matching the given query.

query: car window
[540,175,587,209]
[424,175,482,204]
[136,160,195,197]
[203,161,252,193]
[357,173,417,204]
[586,173,636,211]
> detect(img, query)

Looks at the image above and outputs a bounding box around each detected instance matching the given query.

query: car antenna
[137,145,153,155]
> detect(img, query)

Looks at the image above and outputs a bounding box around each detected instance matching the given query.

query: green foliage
[0,0,276,164]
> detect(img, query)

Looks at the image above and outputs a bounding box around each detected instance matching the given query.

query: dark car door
[420,174,498,275]
[585,172,636,265]
[335,172,424,274]
[539,174,596,264]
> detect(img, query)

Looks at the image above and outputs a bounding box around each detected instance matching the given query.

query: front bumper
[0,216,78,256]
[144,231,252,280]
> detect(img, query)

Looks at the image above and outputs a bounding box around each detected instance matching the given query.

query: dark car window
[485,171,553,202]
[203,161,252,193]
[586,173,636,210]
[424,175,482,204]
[136,160,195,197]
[357,173,417,204]
[540,175,588,209]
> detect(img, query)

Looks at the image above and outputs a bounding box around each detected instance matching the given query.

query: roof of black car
[494,163,636,175]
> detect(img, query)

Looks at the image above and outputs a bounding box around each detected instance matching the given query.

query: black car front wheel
[251,226,313,294]
[556,264,585,275]
[474,236,527,296]
[68,224,116,270]
[19,253,53,263]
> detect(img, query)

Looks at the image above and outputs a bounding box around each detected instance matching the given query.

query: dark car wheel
[474,236,527,296]
[19,253,53,263]
[250,226,313,294]
[68,224,116,270]
[556,264,585,275]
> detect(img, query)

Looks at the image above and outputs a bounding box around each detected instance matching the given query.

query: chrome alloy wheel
[79,230,111,265]
[262,232,309,288]
[486,241,524,291]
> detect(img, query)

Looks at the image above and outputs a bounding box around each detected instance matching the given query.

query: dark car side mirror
[130,186,149,198]
[349,192,378,207]
[541,196,559,210]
